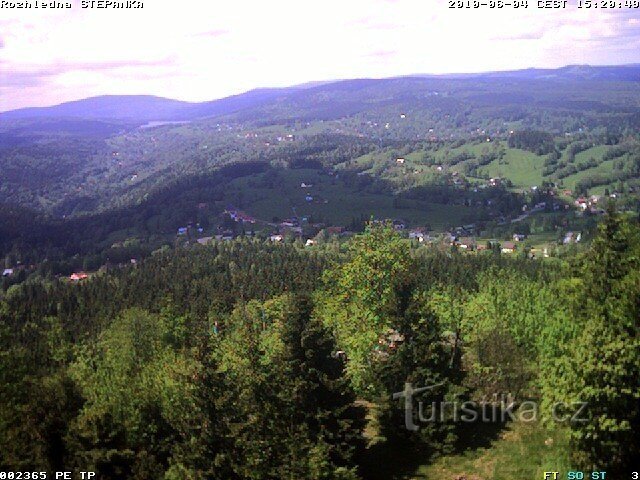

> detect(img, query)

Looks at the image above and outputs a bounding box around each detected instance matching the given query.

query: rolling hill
[3,64,640,124]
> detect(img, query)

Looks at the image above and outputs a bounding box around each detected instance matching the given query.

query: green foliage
[443,268,571,399]
[508,130,555,155]
[2,214,640,477]
[216,294,365,479]
[317,224,412,395]
[540,207,640,474]
[376,291,458,455]
[67,308,201,478]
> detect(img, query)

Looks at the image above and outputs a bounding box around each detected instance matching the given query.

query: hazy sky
[1,0,639,111]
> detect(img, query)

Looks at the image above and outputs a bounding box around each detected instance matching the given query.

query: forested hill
[3,64,640,123]
[1,220,639,478]
[0,88,296,122]
[0,95,192,122]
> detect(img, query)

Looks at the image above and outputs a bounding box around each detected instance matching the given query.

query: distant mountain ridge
[442,64,640,81]
[2,64,640,122]
[0,95,192,122]
[0,88,297,123]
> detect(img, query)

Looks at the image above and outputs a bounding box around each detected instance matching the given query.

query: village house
[396,158,405,165]
[575,198,589,210]
[226,209,256,224]
[280,219,297,228]
[408,227,428,242]
[276,134,295,142]
[2,268,13,277]
[563,232,582,245]
[501,242,516,254]
[270,234,283,243]
[513,233,527,242]
[457,237,476,250]
[70,272,89,282]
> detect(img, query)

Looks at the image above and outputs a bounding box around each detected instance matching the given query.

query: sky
[0,0,639,111]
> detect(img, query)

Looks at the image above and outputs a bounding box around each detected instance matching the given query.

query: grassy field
[478,147,546,188]
[224,168,480,229]
[348,141,618,196]
[560,159,616,191]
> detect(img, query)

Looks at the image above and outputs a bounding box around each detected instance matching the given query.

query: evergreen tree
[542,206,640,474]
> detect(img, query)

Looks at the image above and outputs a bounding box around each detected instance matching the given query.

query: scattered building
[501,242,516,254]
[563,232,582,245]
[575,198,589,211]
[70,272,89,282]
[408,228,428,242]
[226,209,257,224]
[276,134,295,142]
[2,268,13,277]
[457,237,476,250]
[280,219,297,228]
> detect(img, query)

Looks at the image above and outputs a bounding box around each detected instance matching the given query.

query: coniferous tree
[542,205,640,474]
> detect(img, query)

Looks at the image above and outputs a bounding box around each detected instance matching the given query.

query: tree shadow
[453,412,509,453]
[358,438,434,480]
[357,405,511,480]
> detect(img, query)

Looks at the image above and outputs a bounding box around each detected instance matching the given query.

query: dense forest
[1,210,638,478]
